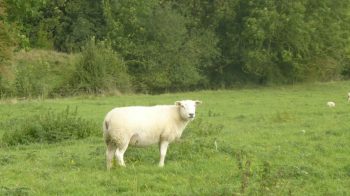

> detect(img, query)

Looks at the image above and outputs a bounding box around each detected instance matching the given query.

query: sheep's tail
[103,118,111,145]
[103,118,109,133]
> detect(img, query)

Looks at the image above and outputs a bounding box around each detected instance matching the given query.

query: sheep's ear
[195,100,202,106]
[175,101,182,107]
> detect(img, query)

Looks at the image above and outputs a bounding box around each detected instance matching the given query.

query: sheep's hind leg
[159,140,169,167]
[115,140,129,167]
[106,144,116,170]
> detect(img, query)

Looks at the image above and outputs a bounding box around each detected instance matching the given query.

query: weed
[0,186,31,195]
[170,119,225,160]
[186,118,224,137]
[258,161,277,194]
[0,154,15,166]
[1,106,97,146]
[235,149,252,195]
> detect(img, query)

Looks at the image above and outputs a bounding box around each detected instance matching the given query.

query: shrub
[14,61,68,98]
[0,15,13,68]
[0,75,13,97]
[69,38,131,94]
[12,50,77,98]
[1,107,97,146]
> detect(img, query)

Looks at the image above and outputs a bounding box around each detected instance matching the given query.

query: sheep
[103,100,202,169]
[348,92,350,102]
[327,101,335,108]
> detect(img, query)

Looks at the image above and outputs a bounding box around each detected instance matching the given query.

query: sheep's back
[106,105,177,131]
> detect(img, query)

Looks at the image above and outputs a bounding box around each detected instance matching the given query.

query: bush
[69,38,131,94]
[0,75,13,97]
[11,50,77,98]
[0,15,13,68]
[1,107,97,146]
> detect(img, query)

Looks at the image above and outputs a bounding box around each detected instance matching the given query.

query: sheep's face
[175,100,202,120]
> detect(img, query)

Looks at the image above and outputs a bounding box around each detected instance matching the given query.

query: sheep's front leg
[159,141,169,167]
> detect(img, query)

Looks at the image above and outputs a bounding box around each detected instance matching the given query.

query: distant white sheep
[327,101,335,108]
[103,100,202,169]
[348,92,350,102]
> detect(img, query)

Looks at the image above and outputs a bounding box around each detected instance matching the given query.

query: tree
[103,0,218,92]
[0,1,12,67]
[202,0,350,85]
[0,1,15,96]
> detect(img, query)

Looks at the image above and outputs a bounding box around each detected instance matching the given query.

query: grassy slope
[1,49,78,98]
[0,81,350,195]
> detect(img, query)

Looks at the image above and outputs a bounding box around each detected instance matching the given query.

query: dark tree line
[1,0,350,95]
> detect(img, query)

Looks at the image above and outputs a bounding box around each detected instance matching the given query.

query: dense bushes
[0,41,132,98]
[14,61,61,98]
[0,50,77,98]
[1,0,350,95]
[0,1,12,67]
[1,107,97,146]
[69,39,131,94]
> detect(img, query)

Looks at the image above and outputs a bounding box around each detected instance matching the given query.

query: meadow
[0,81,349,195]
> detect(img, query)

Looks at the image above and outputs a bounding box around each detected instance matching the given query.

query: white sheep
[347,92,350,102]
[103,100,202,169]
[327,101,335,107]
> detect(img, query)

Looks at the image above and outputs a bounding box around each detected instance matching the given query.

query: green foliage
[4,0,107,52]
[4,0,47,50]
[0,2,16,97]
[12,50,77,98]
[0,1,13,70]
[104,1,218,92]
[50,0,107,52]
[14,63,48,97]
[69,39,131,94]
[214,0,350,85]
[0,21,12,68]
[1,107,96,146]
[130,3,202,92]
[2,0,350,93]
[0,75,13,98]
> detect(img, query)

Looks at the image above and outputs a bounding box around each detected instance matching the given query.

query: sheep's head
[175,100,202,120]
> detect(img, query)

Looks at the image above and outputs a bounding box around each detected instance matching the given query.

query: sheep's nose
[189,113,194,118]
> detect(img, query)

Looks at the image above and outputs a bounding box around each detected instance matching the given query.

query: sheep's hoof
[119,164,126,167]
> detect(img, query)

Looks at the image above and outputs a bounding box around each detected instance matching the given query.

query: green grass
[1,81,350,195]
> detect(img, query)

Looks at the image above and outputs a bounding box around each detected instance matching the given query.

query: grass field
[1,81,350,195]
